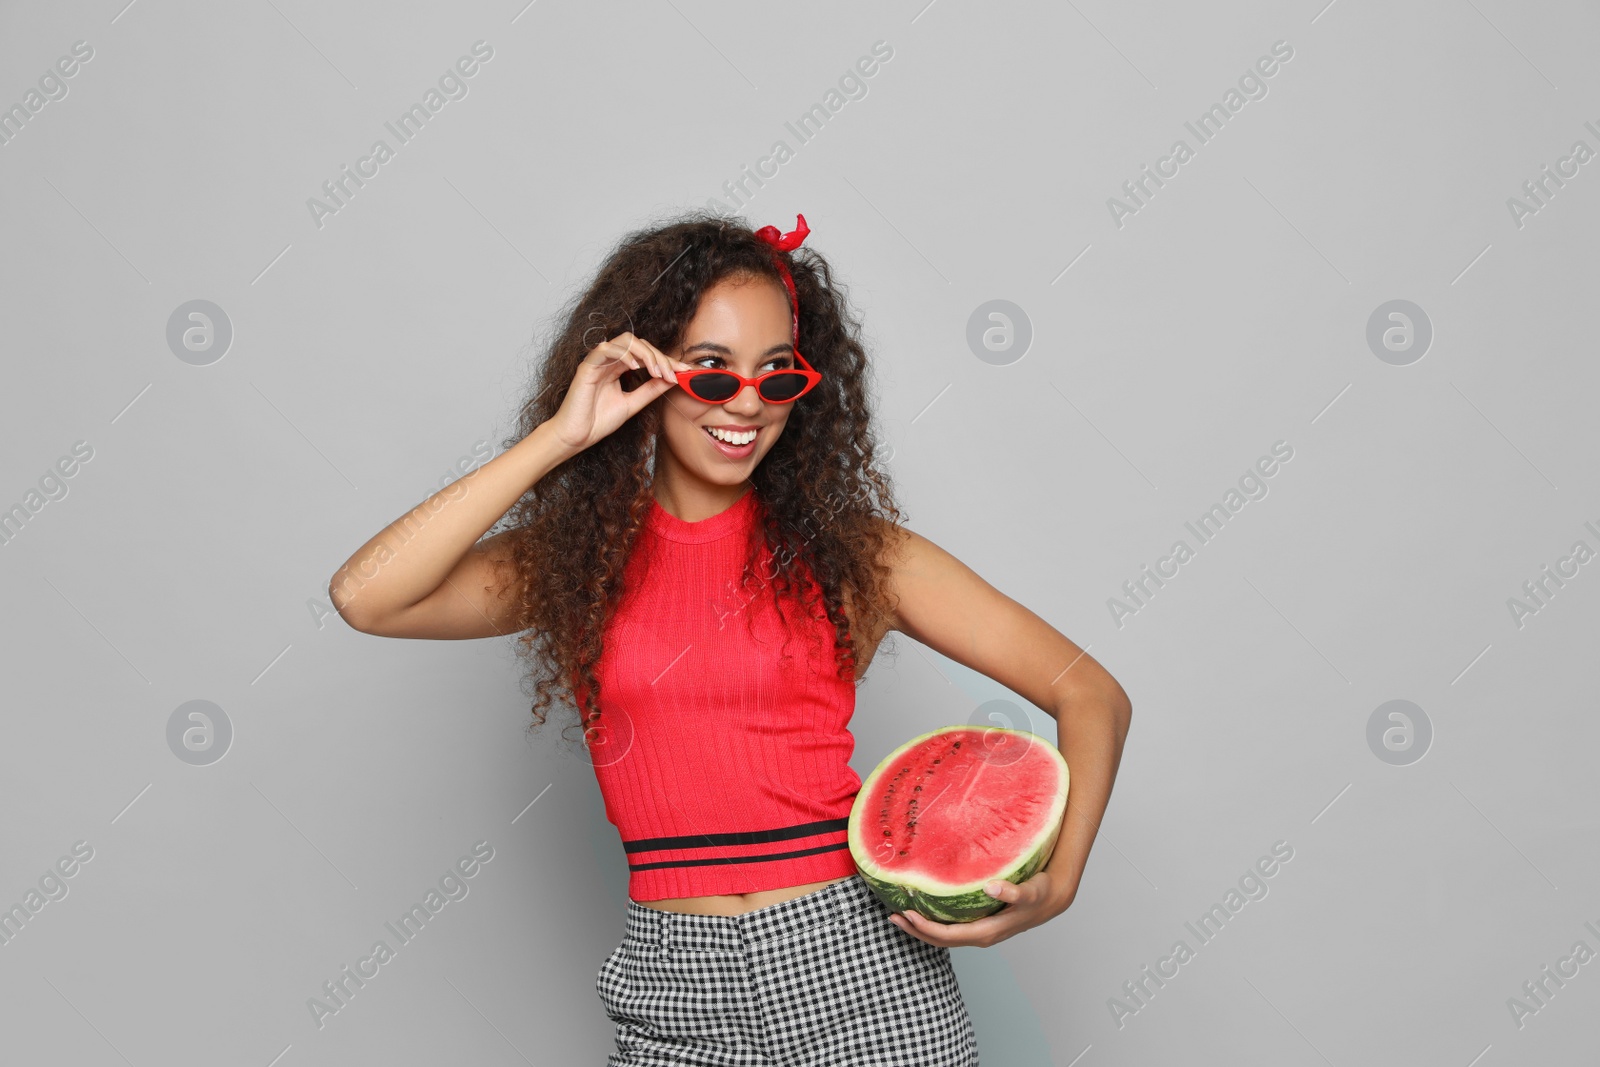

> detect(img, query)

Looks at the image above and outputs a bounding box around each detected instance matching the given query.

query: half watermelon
[848,725,1070,922]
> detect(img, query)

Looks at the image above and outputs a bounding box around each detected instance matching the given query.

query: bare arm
[327,421,577,639]
[882,524,1132,937]
[327,333,694,640]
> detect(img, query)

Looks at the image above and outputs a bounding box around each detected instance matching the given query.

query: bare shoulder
[879,519,1024,645]
[865,516,951,633]
[862,516,1128,717]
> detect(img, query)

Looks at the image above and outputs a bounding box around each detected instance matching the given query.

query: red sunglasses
[672,349,821,405]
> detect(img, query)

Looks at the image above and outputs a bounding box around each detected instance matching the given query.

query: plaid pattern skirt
[595,872,980,1066]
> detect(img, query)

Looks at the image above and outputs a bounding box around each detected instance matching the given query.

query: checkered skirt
[595,872,980,1066]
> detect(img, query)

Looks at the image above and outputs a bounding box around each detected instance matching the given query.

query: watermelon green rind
[848,724,1069,923]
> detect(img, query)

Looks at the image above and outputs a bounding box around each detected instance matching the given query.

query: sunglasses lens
[758,372,809,402]
[686,372,741,402]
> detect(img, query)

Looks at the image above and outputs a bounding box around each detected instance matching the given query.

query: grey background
[2,0,1596,1064]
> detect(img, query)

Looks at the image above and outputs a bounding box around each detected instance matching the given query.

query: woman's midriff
[635,875,855,916]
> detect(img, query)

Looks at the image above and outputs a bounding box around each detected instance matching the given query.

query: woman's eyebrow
[681,341,794,358]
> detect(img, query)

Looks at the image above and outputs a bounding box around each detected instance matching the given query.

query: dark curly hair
[495,207,905,748]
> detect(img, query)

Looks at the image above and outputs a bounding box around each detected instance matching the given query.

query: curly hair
[495,207,905,748]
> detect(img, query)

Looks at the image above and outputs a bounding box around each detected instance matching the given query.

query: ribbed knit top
[586,485,861,901]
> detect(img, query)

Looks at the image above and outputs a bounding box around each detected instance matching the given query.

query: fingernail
[985,883,1003,897]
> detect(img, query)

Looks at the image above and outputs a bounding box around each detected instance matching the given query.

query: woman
[328,210,1132,1065]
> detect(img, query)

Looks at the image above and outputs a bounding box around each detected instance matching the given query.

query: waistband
[623,874,877,953]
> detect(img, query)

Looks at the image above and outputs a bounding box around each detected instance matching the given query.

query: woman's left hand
[888,870,1073,948]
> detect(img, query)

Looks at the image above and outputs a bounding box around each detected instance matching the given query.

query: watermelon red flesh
[849,725,1069,923]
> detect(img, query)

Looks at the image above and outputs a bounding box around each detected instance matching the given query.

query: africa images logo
[305,41,495,230]
[1105,40,1295,229]
[1107,440,1294,628]
[305,841,496,1029]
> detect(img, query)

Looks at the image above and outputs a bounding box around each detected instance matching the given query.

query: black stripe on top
[622,817,849,855]
[628,840,850,872]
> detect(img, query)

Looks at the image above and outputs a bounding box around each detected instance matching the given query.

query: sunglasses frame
[672,349,822,405]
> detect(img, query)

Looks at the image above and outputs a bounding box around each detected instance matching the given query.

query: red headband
[753,213,809,346]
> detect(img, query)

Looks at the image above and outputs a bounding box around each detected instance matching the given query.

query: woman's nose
[726,383,764,411]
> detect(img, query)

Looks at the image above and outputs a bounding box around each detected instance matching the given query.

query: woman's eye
[690,356,790,372]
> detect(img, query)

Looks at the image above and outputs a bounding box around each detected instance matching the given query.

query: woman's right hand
[547,333,694,455]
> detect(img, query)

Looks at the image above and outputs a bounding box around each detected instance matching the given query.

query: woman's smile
[703,422,759,457]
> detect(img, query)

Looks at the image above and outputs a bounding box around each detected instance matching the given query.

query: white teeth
[706,427,757,445]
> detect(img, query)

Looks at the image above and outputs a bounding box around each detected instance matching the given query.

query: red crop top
[585,485,861,901]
